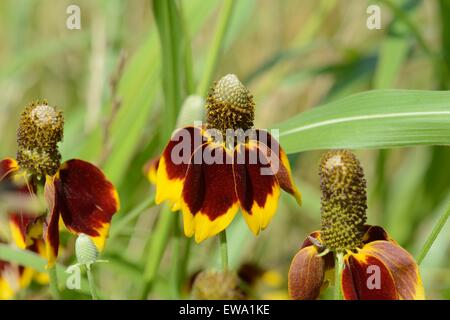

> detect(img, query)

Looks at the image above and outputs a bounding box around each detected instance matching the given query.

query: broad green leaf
[275,90,450,154]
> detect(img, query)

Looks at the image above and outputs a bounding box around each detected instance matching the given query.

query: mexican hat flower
[0,162,49,297]
[0,100,119,266]
[288,150,424,300]
[146,74,301,243]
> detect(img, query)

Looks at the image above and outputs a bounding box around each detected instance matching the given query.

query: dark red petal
[181,143,239,243]
[288,246,325,300]
[361,240,425,300]
[53,159,119,251]
[362,225,390,244]
[233,143,280,235]
[43,176,60,266]
[251,130,301,205]
[342,253,398,300]
[155,126,206,210]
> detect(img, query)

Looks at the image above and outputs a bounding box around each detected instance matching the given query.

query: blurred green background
[1,0,449,299]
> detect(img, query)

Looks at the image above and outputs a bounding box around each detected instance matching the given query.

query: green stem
[170,217,181,299]
[48,265,61,300]
[219,230,228,271]
[196,0,235,97]
[179,237,192,291]
[178,0,195,95]
[333,252,344,300]
[109,196,155,240]
[417,203,450,265]
[140,205,175,299]
[86,266,98,300]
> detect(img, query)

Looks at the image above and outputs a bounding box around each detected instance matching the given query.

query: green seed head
[192,270,243,300]
[75,234,99,266]
[319,150,367,251]
[16,100,63,177]
[206,74,255,134]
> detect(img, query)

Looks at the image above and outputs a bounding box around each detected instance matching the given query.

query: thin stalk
[141,205,175,299]
[170,217,181,299]
[179,237,192,292]
[417,203,450,265]
[196,0,235,97]
[178,0,195,95]
[334,252,344,300]
[109,196,155,240]
[86,266,98,300]
[219,230,228,271]
[48,265,61,300]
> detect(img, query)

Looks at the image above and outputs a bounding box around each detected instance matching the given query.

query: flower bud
[191,270,243,300]
[75,234,99,266]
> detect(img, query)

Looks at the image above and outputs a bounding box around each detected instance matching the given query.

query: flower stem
[334,252,344,300]
[417,202,450,265]
[141,205,175,299]
[219,230,228,271]
[196,0,235,97]
[170,217,181,299]
[48,265,61,300]
[86,266,98,300]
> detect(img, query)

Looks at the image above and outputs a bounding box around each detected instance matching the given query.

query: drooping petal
[50,159,119,253]
[9,213,43,249]
[233,142,280,235]
[0,158,19,182]
[341,252,398,300]
[156,126,207,211]
[144,157,160,185]
[0,264,15,300]
[362,225,391,244]
[288,246,325,300]
[181,143,239,243]
[361,240,425,300]
[251,130,301,205]
[43,175,60,266]
[19,239,49,286]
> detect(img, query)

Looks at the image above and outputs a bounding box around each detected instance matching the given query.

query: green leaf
[275,90,450,154]
[0,244,91,296]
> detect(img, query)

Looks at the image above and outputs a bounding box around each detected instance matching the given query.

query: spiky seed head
[319,150,367,251]
[16,100,63,177]
[206,74,255,135]
[191,270,243,300]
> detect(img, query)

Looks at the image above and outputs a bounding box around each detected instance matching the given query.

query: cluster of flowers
[0,75,423,300]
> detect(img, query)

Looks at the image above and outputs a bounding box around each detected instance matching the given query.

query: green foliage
[1,0,449,300]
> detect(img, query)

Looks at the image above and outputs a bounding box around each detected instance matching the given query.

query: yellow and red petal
[233,143,281,235]
[8,214,37,249]
[341,252,398,300]
[43,176,60,266]
[181,143,239,243]
[288,245,325,300]
[156,126,206,211]
[251,130,301,205]
[47,160,119,256]
[0,266,15,300]
[0,239,17,299]
[0,158,19,182]
[361,240,425,300]
[144,157,160,185]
